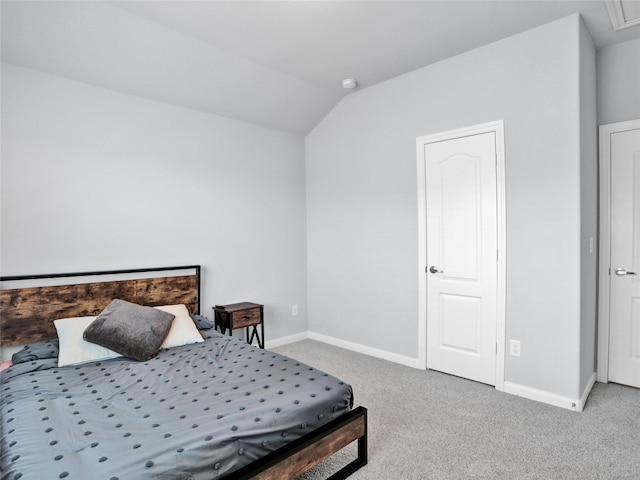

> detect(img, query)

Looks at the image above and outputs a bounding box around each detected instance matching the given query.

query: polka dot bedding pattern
[0,330,353,479]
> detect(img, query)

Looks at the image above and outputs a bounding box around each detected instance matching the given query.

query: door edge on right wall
[597,118,640,385]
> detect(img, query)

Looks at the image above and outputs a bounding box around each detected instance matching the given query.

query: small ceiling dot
[341,78,358,89]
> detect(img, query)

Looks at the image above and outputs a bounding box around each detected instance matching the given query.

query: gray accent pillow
[83,299,175,361]
[189,313,214,330]
[12,339,59,364]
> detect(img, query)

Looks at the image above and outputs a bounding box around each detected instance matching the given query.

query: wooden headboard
[0,265,200,347]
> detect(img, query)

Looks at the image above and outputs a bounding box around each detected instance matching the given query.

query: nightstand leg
[260,321,264,349]
[246,325,263,348]
[247,326,260,348]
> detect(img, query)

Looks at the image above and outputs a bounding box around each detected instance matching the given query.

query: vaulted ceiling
[2,1,639,135]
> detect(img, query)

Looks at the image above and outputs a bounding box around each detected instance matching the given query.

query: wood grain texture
[233,308,262,329]
[252,413,366,480]
[0,275,199,346]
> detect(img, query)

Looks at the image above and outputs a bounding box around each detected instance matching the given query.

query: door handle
[615,267,637,276]
[428,266,443,274]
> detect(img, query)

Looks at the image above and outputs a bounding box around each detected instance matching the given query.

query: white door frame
[597,118,640,383]
[416,120,506,391]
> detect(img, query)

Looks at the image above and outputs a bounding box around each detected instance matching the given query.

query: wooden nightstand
[213,302,264,348]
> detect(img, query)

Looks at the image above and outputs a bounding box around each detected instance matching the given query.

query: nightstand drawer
[233,308,261,328]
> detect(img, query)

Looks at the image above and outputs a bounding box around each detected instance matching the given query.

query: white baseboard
[579,372,597,410]
[307,331,423,369]
[266,330,421,368]
[266,332,599,413]
[504,372,597,412]
[264,332,308,350]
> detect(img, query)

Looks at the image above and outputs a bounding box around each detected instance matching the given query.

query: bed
[0,265,367,480]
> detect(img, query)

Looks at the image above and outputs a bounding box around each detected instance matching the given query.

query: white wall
[597,37,640,125]
[579,20,598,394]
[0,63,309,350]
[306,15,595,400]
[1,14,605,404]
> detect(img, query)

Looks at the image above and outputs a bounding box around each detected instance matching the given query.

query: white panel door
[609,127,640,388]
[425,132,497,385]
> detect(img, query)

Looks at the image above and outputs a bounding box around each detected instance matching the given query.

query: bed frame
[0,265,367,480]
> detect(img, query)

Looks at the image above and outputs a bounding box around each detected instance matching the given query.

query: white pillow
[155,304,204,349]
[54,316,122,367]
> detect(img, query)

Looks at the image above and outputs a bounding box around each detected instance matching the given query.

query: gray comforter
[0,330,353,479]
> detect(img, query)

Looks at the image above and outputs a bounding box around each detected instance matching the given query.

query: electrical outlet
[509,340,521,357]
[292,304,298,316]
